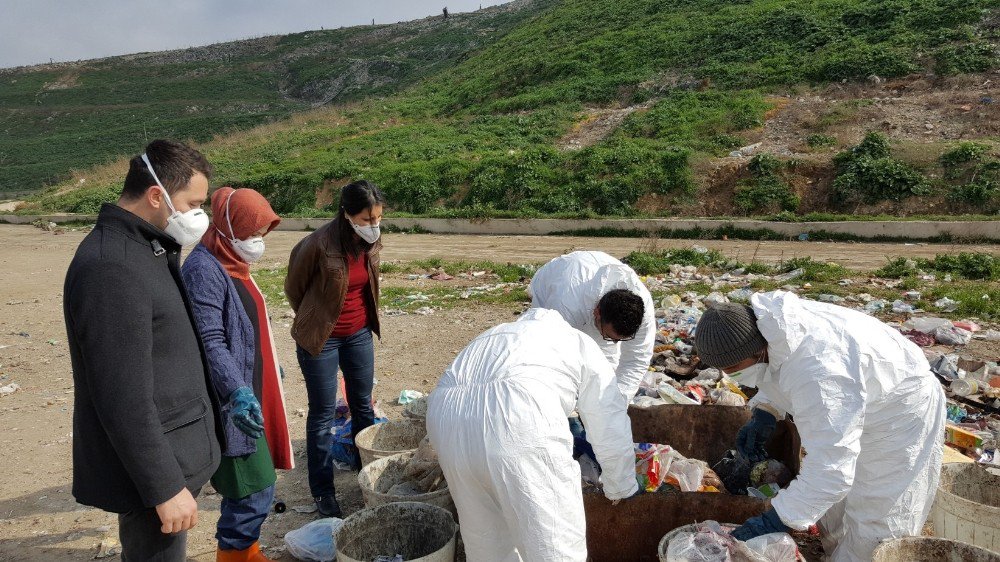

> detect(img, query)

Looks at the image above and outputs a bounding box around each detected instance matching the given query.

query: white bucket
[335,502,457,562]
[357,451,454,515]
[931,463,1000,552]
[354,420,426,467]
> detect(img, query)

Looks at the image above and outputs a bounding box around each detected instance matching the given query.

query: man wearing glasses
[529,251,655,464]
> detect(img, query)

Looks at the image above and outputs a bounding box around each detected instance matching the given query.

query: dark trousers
[297,327,375,498]
[569,416,599,466]
[119,507,186,562]
[217,485,275,550]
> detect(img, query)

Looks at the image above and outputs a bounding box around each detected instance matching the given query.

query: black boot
[315,495,342,518]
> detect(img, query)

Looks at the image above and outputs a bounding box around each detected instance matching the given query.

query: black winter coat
[64,204,223,513]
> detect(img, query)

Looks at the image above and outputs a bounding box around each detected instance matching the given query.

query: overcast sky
[0,1,510,69]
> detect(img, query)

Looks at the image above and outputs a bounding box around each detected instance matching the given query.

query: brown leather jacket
[285,218,381,356]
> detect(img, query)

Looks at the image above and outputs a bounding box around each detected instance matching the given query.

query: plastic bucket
[354,420,426,468]
[931,463,1000,552]
[872,537,1000,561]
[357,451,455,515]
[335,502,457,562]
[656,523,806,562]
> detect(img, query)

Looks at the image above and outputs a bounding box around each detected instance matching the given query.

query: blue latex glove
[732,508,791,541]
[229,386,264,439]
[735,408,777,463]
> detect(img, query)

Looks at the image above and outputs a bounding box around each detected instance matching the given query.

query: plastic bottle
[951,379,979,397]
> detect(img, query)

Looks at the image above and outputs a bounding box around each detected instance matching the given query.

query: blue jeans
[216,485,275,550]
[297,327,375,498]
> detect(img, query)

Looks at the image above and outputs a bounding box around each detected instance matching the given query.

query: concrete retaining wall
[3,214,998,241]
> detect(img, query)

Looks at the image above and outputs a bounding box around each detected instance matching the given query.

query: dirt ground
[0,224,997,561]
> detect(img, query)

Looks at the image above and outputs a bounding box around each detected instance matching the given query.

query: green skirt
[212,436,277,500]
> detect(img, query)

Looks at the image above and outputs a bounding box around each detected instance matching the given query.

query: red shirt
[331,253,370,337]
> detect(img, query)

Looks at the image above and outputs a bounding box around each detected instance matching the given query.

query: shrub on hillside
[733,154,800,214]
[831,132,929,205]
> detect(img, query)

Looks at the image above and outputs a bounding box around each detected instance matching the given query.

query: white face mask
[142,153,209,247]
[727,362,769,388]
[219,190,265,264]
[348,215,380,244]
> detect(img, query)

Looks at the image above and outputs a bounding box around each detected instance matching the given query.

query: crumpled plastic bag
[284,518,344,562]
[935,325,973,346]
[666,523,798,562]
[710,388,747,406]
[745,533,798,562]
[667,458,706,492]
[635,443,683,492]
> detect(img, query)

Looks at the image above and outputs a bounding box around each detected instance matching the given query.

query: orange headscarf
[200,187,281,280]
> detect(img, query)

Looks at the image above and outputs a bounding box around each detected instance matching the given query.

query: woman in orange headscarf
[182,187,292,562]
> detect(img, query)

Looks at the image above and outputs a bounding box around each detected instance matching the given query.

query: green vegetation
[939,142,1000,211]
[733,154,800,214]
[832,132,930,205]
[873,252,1000,280]
[0,3,553,194]
[806,134,838,149]
[15,0,1000,220]
[622,247,729,274]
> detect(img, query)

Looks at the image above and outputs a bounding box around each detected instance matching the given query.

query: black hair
[337,180,386,258]
[598,289,645,339]
[120,139,213,201]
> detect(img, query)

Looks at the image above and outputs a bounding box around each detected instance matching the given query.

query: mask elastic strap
[225,190,238,241]
[141,153,176,213]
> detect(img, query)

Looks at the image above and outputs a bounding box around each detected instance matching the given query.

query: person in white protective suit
[529,251,656,400]
[427,308,639,562]
[694,291,946,561]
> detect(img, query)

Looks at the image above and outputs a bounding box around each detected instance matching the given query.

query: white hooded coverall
[427,308,638,562]
[743,292,945,562]
[529,251,656,400]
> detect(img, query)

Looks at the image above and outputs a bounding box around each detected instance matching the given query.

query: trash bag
[713,450,754,495]
[284,518,344,562]
[635,443,682,492]
[667,458,706,492]
[935,325,973,346]
[666,531,733,562]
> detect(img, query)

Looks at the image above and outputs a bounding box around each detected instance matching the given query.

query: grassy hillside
[20,0,1000,217]
[0,0,550,194]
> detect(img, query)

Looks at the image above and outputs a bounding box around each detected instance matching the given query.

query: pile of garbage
[713,451,794,498]
[634,443,724,493]
[388,437,446,496]
[664,521,799,562]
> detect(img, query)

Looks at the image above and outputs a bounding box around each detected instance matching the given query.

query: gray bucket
[335,502,457,562]
[357,451,455,515]
[354,420,426,467]
[872,537,1000,561]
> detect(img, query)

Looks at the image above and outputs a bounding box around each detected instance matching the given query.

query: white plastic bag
[745,532,798,562]
[666,531,732,562]
[934,325,973,346]
[668,458,706,492]
[904,316,951,334]
[284,518,344,562]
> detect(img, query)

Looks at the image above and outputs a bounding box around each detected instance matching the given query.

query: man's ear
[146,185,164,210]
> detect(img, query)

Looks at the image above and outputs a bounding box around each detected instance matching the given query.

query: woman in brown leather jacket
[284,180,384,517]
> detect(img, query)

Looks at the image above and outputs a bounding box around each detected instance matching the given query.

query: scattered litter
[773,268,804,282]
[413,307,435,316]
[935,325,973,346]
[292,504,318,514]
[0,383,20,397]
[430,272,453,281]
[891,300,915,314]
[934,297,959,312]
[817,294,845,303]
[94,538,121,559]
[397,390,425,405]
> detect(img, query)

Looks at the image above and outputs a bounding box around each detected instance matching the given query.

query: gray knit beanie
[694,302,767,369]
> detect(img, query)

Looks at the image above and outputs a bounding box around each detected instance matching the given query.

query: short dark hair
[120,139,213,201]
[598,289,645,339]
[338,180,386,257]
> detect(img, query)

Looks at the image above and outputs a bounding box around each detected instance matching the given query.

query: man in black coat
[64,139,224,561]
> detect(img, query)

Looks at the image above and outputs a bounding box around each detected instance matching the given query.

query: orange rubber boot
[216,542,273,562]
